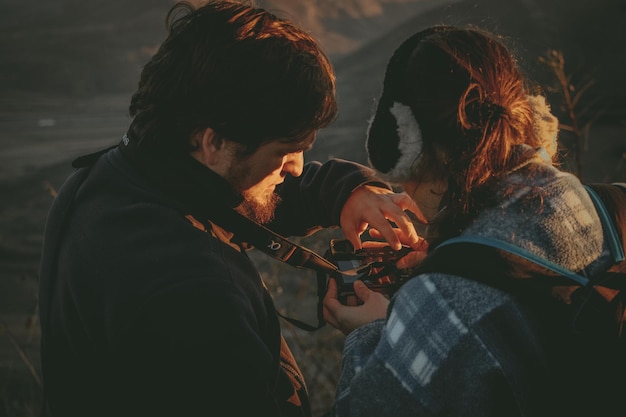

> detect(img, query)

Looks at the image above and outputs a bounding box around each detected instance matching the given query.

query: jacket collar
[74,133,244,219]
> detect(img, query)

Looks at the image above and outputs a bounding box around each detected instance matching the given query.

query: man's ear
[190,128,223,167]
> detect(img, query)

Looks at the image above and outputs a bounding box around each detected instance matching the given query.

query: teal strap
[435,184,625,287]
[584,185,625,263]
[436,235,589,286]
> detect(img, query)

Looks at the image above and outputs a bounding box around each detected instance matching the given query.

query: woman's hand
[323,278,390,335]
[365,230,430,269]
[395,250,428,269]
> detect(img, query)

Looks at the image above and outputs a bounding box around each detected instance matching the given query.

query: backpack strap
[436,235,591,285]
[585,183,626,336]
[585,184,625,263]
[428,183,626,337]
[585,183,626,269]
[434,184,625,287]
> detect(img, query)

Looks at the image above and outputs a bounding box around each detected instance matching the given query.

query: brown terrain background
[1,0,625,416]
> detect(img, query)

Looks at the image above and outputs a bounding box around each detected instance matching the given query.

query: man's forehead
[277,132,316,150]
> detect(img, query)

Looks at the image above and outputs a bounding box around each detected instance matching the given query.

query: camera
[321,239,413,302]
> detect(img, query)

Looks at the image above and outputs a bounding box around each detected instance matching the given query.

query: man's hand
[340,185,427,251]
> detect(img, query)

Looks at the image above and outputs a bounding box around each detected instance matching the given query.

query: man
[38,2,423,417]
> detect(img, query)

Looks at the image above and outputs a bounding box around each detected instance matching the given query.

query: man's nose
[283,152,304,177]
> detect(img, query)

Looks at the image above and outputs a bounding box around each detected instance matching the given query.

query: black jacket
[38,145,387,417]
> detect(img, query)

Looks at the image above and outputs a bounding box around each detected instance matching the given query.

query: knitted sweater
[333,147,622,417]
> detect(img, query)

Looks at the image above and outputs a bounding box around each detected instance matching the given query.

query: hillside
[0,0,435,97]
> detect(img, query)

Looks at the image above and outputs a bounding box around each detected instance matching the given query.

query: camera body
[322,239,413,302]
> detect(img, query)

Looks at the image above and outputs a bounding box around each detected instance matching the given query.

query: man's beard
[224,152,281,224]
[236,191,281,224]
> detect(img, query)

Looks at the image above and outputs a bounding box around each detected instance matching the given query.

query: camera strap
[79,137,338,331]
[206,206,336,331]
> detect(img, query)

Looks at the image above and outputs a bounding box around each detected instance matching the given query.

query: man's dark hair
[127,0,338,155]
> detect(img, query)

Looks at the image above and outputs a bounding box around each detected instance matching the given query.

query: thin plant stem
[0,317,42,388]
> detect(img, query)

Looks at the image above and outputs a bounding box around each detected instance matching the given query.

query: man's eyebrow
[279,138,315,152]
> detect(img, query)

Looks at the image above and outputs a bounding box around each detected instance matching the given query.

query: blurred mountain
[2,0,624,104]
[0,0,173,96]
[0,0,442,96]
[1,0,624,176]
[257,0,449,55]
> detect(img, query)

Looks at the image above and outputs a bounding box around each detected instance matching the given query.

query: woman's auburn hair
[410,27,544,213]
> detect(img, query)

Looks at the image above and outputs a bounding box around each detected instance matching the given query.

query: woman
[324,26,624,417]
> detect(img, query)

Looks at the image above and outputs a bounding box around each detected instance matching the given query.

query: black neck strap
[112,134,337,330]
[196,199,336,331]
